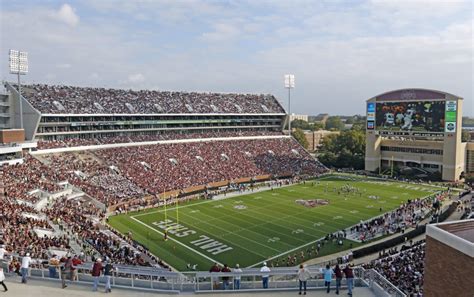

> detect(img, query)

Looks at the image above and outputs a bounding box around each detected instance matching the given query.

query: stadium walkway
[3,278,377,296]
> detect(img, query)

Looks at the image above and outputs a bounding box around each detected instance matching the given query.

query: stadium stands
[36,130,283,150]
[95,138,324,195]
[0,197,70,259]
[363,241,425,296]
[23,84,285,114]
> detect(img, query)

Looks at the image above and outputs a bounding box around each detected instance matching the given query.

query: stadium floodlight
[9,49,28,129]
[284,74,295,136]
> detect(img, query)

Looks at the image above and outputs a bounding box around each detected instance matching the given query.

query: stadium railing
[361,268,407,297]
[2,259,405,295]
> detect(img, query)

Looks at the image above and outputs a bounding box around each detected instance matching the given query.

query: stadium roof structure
[367,88,463,102]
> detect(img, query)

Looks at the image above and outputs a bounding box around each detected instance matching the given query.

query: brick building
[424,219,474,297]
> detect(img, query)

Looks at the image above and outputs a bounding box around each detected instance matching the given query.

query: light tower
[284,74,295,136]
[9,49,28,129]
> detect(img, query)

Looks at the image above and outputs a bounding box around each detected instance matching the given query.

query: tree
[462,129,471,142]
[292,128,309,149]
[317,129,366,169]
[291,119,311,130]
[312,122,325,131]
[325,116,344,131]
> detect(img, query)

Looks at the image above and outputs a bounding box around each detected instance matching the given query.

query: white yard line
[130,216,223,266]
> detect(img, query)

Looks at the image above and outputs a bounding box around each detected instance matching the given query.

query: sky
[1,0,473,116]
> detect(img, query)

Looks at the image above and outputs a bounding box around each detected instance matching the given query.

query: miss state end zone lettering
[152,219,233,255]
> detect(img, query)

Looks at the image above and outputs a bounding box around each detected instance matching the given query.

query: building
[304,130,340,152]
[310,113,329,124]
[289,113,308,122]
[365,88,467,181]
[424,219,474,297]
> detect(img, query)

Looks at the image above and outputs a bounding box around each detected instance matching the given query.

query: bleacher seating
[22,84,285,114]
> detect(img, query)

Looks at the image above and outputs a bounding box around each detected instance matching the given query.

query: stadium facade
[365,88,472,181]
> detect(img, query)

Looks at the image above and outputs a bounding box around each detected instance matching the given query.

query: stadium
[1,77,473,297]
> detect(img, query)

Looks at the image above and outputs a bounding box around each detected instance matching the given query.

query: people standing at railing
[20,253,32,284]
[334,264,342,295]
[221,264,231,290]
[48,255,60,279]
[91,258,103,292]
[103,259,114,293]
[343,264,354,296]
[260,262,271,289]
[323,264,333,293]
[233,264,242,290]
[297,264,311,295]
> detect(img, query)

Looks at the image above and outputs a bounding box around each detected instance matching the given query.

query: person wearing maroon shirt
[221,264,232,290]
[334,264,343,295]
[71,255,82,281]
[209,263,221,289]
[91,259,103,292]
[343,264,354,296]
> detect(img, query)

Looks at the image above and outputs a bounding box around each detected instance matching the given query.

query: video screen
[375,101,445,132]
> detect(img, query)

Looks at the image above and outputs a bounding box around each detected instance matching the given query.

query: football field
[108,174,443,271]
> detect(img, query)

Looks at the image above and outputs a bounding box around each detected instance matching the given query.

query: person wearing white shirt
[21,253,32,284]
[260,262,271,289]
[0,245,6,266]
[233,264,243,290]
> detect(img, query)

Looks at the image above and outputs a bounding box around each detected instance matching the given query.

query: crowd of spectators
[363,240,425,296]
[349,196,440,242]
[37,130,283,150]
[23,84,285,114]
[1,155,64,203]
[41,153,144,206]
[96,138,326,195]
[0,197,70,259]
[3,137,325,208]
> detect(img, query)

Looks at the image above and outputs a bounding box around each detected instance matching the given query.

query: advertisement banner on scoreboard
[444,100,457,133]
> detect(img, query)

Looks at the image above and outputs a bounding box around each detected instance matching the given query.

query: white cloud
[128,73,145,83]
[55,4,79,27]
[56,63,71,69]
[201,23,241,42]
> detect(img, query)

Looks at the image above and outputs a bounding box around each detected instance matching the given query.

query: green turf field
[108,174,443,271]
